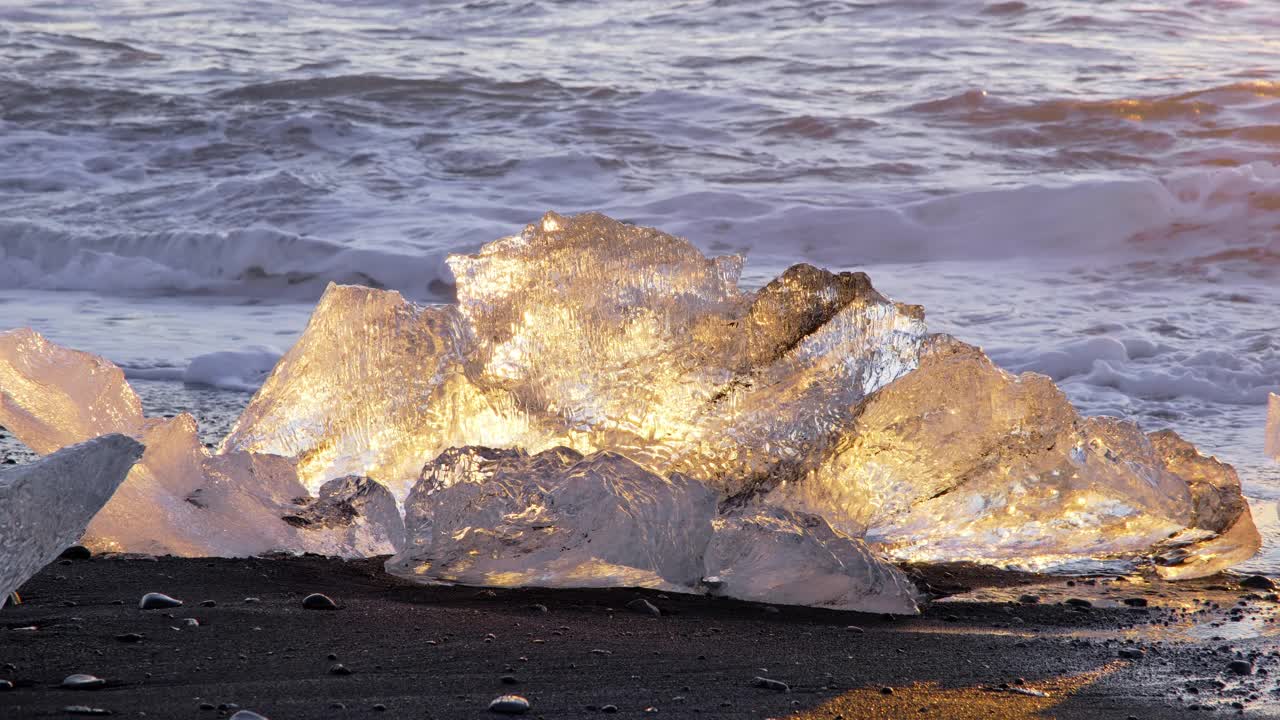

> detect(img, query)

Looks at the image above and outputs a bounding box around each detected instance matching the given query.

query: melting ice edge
[0,212,1262,614]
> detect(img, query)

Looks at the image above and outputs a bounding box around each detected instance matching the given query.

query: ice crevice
[0,211,1261,614]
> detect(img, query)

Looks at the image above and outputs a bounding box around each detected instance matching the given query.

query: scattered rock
[200,600,217,607]
[243,597,260,604]
[228,712,268,720]
[329,664,353,676]
[626,599,660,617]
[1122,598,1148,607]
[880,687,894,695]
[488,695,531,714]
[60,546,92,560]
[1119,649,1144,659]
[1018,594,1040,604]
[1064,598,1092,608]
[182,618,200,627]
[138,593,182,610]
[114,633,144,643]
[528,604,548,614]
[500,675,519,685]
[1228,660,1254,676]
[1240,575,1276,591]
[372,705,386,712]
[751,677,789,692]
[61,674,106,690]
[601,705,619,714]
[62,707,111,716]
[845,625,864,633]
[302,593,338,610]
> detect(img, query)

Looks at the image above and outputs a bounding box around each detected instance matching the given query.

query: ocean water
[0,0,1277,572]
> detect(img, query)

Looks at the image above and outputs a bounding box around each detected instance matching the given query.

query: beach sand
[1,555,1277,719]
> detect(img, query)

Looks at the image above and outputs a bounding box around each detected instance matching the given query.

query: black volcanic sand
[1,556,1278,719]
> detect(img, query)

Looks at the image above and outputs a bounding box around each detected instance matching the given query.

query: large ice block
[0,434,143,601]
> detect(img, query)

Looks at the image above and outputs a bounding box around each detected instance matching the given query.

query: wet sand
[1,555,1277,719]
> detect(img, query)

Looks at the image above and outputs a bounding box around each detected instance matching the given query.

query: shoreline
[2,555,1277,719]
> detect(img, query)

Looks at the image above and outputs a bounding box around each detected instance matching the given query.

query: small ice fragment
[0,435,142,602]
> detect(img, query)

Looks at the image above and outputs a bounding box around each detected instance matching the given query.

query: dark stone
[1240,575,1276,591]
[488,695,530,714]
[302,593,338,610]
[625,598,660,617]
[139,592,182,610]
[1017,595,1040,604]
[329,663,352,676]
[601,706,619,714]
[1122,598,1148,607]
[61,674,106,690]
[1064,598,1092,608]
[750,677,789,692]
[60,545,92,560]
[500,675,518,685]
[114,633,144,643]
[1228,660,1254,675]
[1119,649,1144,659]
[199,600,217,607]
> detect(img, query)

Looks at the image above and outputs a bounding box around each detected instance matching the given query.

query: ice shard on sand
[0,212,1260,613]
[0,434,143,601]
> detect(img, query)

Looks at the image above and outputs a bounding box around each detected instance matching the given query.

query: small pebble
[200,600,217,607]
[1122,598,1148,608]
[751,677,789,692]
[329,664,353,676]
[60,545,92,560]
[1240,575,1276,591]
[880,687,894,695]
[62,674,106,690]
[601,705,619,714]
[1228,660,1254,675]
[625,598,660,617]
[228,712,268,720]
[1118,649,1144,659]
[488,695,530,714]
[1017,594,1040,604]
[302,593,338,610]
[1064,598,1092,608]
[115,633,144,643]
[139,593,182,610]
[500,675,518,685]
[372,704,386,712]
[0,679,12,691]
[62,707,111,716]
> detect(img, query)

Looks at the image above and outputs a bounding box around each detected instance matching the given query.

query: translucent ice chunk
[226,214,928,498]
[390,445,918,614]
[704,506,919,614]
[388,447,718,591]
[0,434,143,600]
[0,329,144,453]
[770,337,1257,578]
[221,284,473,497]
[0,330,402,558]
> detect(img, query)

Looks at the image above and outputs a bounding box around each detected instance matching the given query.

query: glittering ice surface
[0,434,142,600]
[0,212,1261,610]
